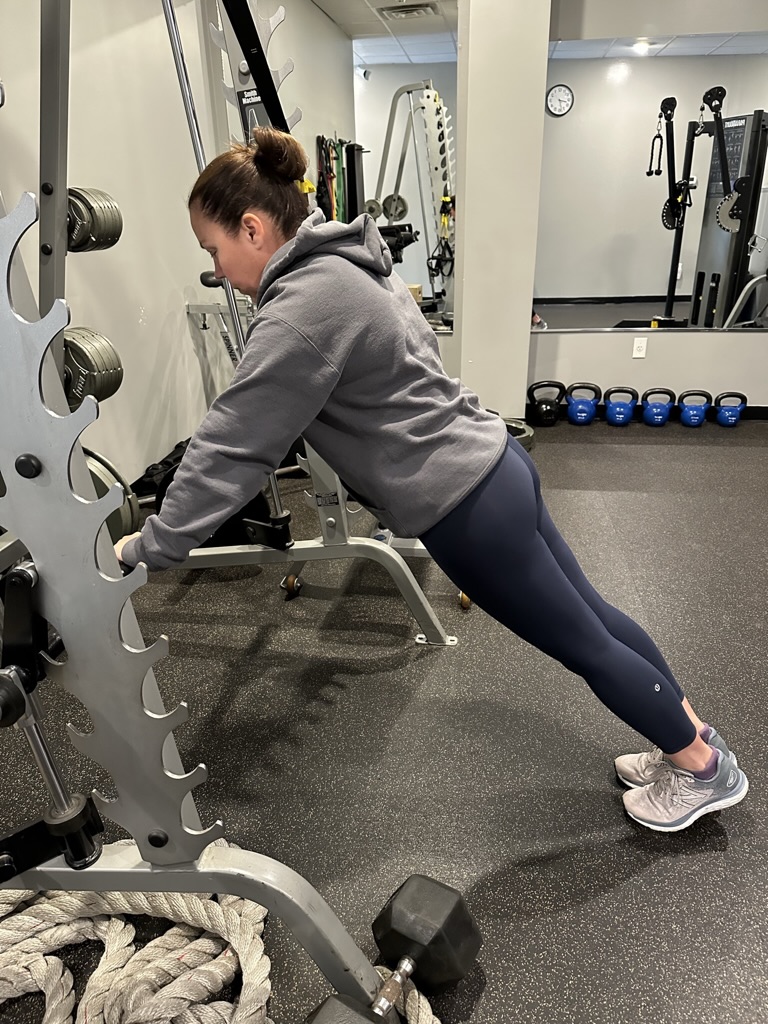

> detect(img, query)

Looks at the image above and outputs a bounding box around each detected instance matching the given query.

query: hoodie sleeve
[121,314,342,570]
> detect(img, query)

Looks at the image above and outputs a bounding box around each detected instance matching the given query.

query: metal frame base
[1,841,382,1005]
[185,535,456,646]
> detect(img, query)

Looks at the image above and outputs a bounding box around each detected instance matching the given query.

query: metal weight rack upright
[0,0,424,1013]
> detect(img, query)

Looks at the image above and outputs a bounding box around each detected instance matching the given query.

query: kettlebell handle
[714,391,747,408]
[566,382,602,401]
[604,386,639,403]
[679,390,713,406]
[527,380,566,404]
[641,388,676,405]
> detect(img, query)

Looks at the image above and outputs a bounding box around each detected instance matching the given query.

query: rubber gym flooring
[1,420,766,1024]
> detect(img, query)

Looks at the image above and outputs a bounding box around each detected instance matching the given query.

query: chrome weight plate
[83,448,140,542]
[63,327,123,410]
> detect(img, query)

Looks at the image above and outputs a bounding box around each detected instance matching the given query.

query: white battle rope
[0,841,439,1024]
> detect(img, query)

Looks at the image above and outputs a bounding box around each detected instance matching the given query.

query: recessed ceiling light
[633,40,651,55]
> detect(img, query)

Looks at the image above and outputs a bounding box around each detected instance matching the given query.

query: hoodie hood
[257,209,393,304]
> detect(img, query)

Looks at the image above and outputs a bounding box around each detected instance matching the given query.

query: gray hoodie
[122,210,507,570]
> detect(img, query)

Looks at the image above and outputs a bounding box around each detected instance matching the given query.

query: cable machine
[631,86,768,329]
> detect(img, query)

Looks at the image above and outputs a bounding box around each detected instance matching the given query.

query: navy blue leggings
[419,437,696,754]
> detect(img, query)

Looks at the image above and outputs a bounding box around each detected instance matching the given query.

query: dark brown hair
[189,127,309,240]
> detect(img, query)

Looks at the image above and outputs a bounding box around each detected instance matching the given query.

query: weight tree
[0,189,390,1008]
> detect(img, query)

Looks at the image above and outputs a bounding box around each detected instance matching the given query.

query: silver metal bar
[160,0,246,361]
[268,475,285,516]
[21,719,75,815]
[722,271,768,327]
[38,0,71,376]
[408,91,435,299]
[0,533,27,573]
[2,842,383,1006]
[374,81,431,203]
[184,537,454,645]
[389,110,413,226]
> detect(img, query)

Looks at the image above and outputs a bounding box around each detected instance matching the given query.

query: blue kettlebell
[678,390,712,427]
[714,391,747,427]
[566,382,601,425]
[604,387,639,426]
[641,388,676,427]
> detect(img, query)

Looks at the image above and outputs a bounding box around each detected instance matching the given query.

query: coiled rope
[0,840,439,1023]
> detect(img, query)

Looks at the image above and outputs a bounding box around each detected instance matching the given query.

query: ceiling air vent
[379,3,439,21]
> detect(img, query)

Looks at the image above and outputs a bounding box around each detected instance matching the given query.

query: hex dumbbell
[303,874,482,1023]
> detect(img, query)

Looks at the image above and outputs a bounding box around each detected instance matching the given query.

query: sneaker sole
[616,751,738,790]
[624,774,749,832]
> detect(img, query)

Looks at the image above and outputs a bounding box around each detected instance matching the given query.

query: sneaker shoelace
[641,746,666,770]
[647,763,708,810]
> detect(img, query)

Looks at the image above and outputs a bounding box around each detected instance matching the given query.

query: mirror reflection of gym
[537,33,768,332]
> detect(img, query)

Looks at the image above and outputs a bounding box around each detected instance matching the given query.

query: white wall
[537,55,768,299]
[353,62,458,294]
[232,0,356,186]
[0,0,354,485]
[529,329,768,405]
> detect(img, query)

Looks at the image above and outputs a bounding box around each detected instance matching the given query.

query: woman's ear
[242,211,264,246]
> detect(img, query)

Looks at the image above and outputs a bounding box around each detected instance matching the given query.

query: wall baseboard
[535,295,693,306]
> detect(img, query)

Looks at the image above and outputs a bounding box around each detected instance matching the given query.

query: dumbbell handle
[371,957,416,1017]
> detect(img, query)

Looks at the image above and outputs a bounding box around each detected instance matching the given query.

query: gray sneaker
[622,749,748,831]
[615,726,734,788]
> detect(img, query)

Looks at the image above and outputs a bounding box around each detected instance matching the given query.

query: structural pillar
[452,0,550,417]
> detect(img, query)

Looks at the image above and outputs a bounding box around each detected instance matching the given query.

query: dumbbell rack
[0,191,386,1009]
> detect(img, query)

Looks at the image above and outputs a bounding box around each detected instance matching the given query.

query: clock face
[547,84,574,117]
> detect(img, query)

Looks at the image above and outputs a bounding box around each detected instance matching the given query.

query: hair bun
[251,126,308,183]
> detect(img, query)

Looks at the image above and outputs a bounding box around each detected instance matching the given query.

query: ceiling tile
[356,52,411,64]
[658,36,736,51]
[399,31,455,46]
[353,39,408,52]
[406,53,457,63]
[383,18,451,37]
[348,24,394,38]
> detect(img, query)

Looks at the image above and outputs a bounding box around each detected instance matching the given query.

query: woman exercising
[117,128,748,833]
